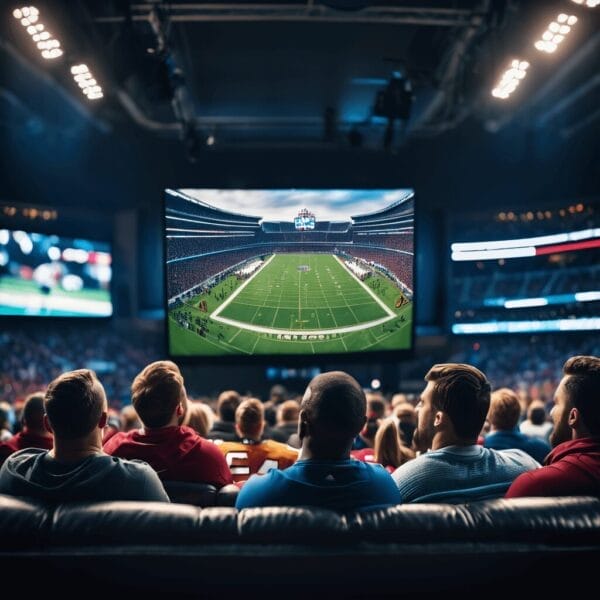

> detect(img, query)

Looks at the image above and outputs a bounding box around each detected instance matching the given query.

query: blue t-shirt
[236,458,401,511]
[484,429,551,464]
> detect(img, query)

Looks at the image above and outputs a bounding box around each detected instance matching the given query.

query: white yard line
[211,313,394,336]
[333,255,395,318]
[210,253,396,336]
[210,254,276,318]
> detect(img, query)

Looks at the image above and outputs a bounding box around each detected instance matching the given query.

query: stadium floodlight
[491,59,529,100]
[571,0,600,7]
[70,63,103,100]
[13,6,63,60]
[535,14,577,53]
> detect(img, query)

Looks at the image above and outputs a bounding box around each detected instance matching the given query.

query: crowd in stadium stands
[2,349,599,505]
[450,204,597,242]
[454,302,600,324]
[167,236,260,261]
[0,327,158,407]
[168,249,263,297]
[347,248,413,290]
[454,265,600,307]
[352,234,414,253]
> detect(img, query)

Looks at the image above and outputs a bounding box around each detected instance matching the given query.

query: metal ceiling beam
[407,0,490,132]
[94,4,474,27]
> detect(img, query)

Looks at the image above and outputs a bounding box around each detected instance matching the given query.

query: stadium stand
[166,190,414,300]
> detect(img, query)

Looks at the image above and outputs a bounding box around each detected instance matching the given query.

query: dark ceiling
[0,0,599,214]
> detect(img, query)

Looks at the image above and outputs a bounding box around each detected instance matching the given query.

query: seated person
[205,390,242,442]
[236,371,401,510]
[216,398,298,483]
[392,363,539,503]
[0,392,53,466]
[0,369,168,502]
[519,400,553,442]
[506,356,600,498]
[104,360,232,488]
[352,419,415,473]
[484,388,550,464]
[272,400,301,448]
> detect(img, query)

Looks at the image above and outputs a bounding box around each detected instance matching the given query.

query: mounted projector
[373,74,413,120]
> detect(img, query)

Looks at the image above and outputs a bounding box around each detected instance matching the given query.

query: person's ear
[298,410,309,440]
[568,407,579,428]
[98,412,108,429]
[176,403,184,417]
[235,423,242,438]
[434,411,444,428]
[43,414,53,434]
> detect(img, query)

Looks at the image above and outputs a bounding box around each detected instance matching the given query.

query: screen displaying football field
[169,253,412,356]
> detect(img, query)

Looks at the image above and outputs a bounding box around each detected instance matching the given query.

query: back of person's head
[277,399,300,425]
[45,369,106,440]
[563,355,600,435]
[301,371,366,454]
[425,363,491,440]
[120,404,142,431]
[488,388,521,431]
[22,392,46,431]
[217,390,242,423]
[131,360,184,428]
[269,384,287,405]
[394,402,416,423]
[391,393,408,409]
[235,397,264,440]
[374,419,409,469]
[184,402,210,437]
[366,394,386,420]
[527,400,547,426]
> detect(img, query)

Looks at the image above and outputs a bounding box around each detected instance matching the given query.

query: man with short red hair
[104,360,232,487]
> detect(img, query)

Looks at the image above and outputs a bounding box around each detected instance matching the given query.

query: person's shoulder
[235,469,284,508]
[493,447,540,469]
[107,454,156,477]
[103,430,134,451]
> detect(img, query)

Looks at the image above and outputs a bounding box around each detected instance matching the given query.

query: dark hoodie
[505,437,600,498]
[0,448,169,502]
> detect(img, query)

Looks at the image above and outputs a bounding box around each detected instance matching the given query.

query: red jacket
[104,425,233,487]
[0,430,53,467]
[505,437,600,498]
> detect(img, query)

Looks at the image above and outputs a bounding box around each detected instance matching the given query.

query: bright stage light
[535,14,577,53]
[491,58,529,100]
[13,6,63,61]
[70,64,103,100]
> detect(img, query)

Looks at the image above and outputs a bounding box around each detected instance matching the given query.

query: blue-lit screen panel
[448,202,600,335]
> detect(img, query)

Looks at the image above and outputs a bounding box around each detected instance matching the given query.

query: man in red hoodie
[506,355,600,498]
[104,360,232,488]
[0,393,53,466]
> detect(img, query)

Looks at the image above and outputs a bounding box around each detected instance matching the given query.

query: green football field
[169,253,412,356]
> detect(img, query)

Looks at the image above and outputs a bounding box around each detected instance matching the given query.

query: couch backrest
[1,494,599,549]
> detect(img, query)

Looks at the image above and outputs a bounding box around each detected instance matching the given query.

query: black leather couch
[1,494,599,596]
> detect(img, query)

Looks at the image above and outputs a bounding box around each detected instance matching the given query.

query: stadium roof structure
[167,189,262,221]
[351,190,414,220]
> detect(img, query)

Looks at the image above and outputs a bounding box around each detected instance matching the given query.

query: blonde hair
[373,419,414,469]
[488,388,521,431]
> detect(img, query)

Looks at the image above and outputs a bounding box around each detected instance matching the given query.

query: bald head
[300,371,366,457]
